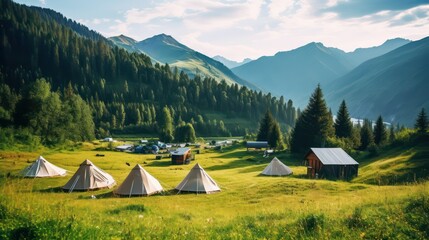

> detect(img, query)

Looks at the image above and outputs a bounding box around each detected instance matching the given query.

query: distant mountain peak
[109,34,137,45]
[384,37,410,43]
[148,33,180,45]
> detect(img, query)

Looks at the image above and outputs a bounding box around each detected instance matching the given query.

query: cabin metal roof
[171,147,191,156]
[307,148,359,165]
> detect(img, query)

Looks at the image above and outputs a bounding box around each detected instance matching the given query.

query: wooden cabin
[171,147,192,165]
[246,141,269,151]
[304,148,359,180]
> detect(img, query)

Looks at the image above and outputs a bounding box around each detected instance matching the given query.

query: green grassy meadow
[0,142,428,239]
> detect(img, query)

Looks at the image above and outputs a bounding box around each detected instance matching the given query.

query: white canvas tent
[175,163,220,194]
[22,156,67,177]
[261,157,293,176]
[63,159,116,192]
[114,164,163,197]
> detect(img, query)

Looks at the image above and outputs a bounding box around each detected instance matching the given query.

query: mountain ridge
[212,55,252,69]
[232,38,411,107]
[109,34,259,90]
[325,36,429,125]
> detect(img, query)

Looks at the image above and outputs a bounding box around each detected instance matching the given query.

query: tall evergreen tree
[373,116,387,146]
[268,121,283,150]
[182,123,196,143]
[256,111,275,141]
[415,108,428,134]
[334,100,353,138]
[389,125,395,143]
[158,106,174,142]
[360,119,374,150]
[290,85,334,153]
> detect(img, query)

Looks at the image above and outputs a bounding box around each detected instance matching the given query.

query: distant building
[171,147,192,165]
[115,144,134,152]
[246,141,269,151]
[304,148,359,180]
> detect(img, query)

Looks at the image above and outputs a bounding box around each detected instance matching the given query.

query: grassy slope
[0,143,428,238]
[354,142,429,184]
[172,59,237,85]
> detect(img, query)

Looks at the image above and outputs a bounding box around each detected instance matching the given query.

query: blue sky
[15,0,429,61]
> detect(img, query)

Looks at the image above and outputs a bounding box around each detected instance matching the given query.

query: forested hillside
[0,0,297,144]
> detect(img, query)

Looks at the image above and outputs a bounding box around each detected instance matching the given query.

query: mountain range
[325,36,429,125]
[110,32,427,125]
[109,34,259,90]
[231,38,411,107]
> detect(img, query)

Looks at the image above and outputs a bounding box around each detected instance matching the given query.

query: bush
[326,137,355,152]
[405,195,429,237]
[367,143,379,156]
[298,213,325,233]
[346,207,367,228]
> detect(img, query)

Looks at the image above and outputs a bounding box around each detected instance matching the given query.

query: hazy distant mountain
[212,56,252,69]
[109,34,259,90]
[325,36,429,125]
[232,39,411,107]
[348,38,411,66]
[232,42,354,106]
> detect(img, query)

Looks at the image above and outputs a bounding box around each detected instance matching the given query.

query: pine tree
[334,100,353,138]
[415,108,428,134]
[360,119,374,150]
[389,125,395,143]
[373,116,387,146]
[290,85,334,153]
[256,111,275,141]
[268,121,283,150]
[158,106,174,142]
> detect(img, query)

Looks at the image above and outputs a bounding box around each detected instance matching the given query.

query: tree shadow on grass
[205,158,268,171]
[38,186,64,193]
[144,159,172,167]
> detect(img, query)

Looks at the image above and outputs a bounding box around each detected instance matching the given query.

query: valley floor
[0,142,428,239]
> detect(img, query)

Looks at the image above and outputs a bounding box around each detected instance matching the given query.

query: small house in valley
[171,147,192,165]
[304,148,359,180]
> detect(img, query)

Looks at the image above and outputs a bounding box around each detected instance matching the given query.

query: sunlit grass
[0,143,428,238]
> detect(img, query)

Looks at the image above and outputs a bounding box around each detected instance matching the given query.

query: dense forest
[0,0,298,145]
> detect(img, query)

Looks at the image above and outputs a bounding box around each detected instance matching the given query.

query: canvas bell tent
[63,159,116,192]
[175,163,220,194]
[261,157,293,176]
[22,156,67,177]
[114,164,163,197]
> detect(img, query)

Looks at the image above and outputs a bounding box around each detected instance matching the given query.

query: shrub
[346,207,367,228]
[405,195,429,237]
[298,213,325,233]
[367,143,379,156]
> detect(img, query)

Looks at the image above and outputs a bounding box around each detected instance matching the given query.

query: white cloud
[39,0,46,5]
[98,0,429,60]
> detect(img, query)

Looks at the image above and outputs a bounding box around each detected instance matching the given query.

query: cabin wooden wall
[306,152,322,178]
